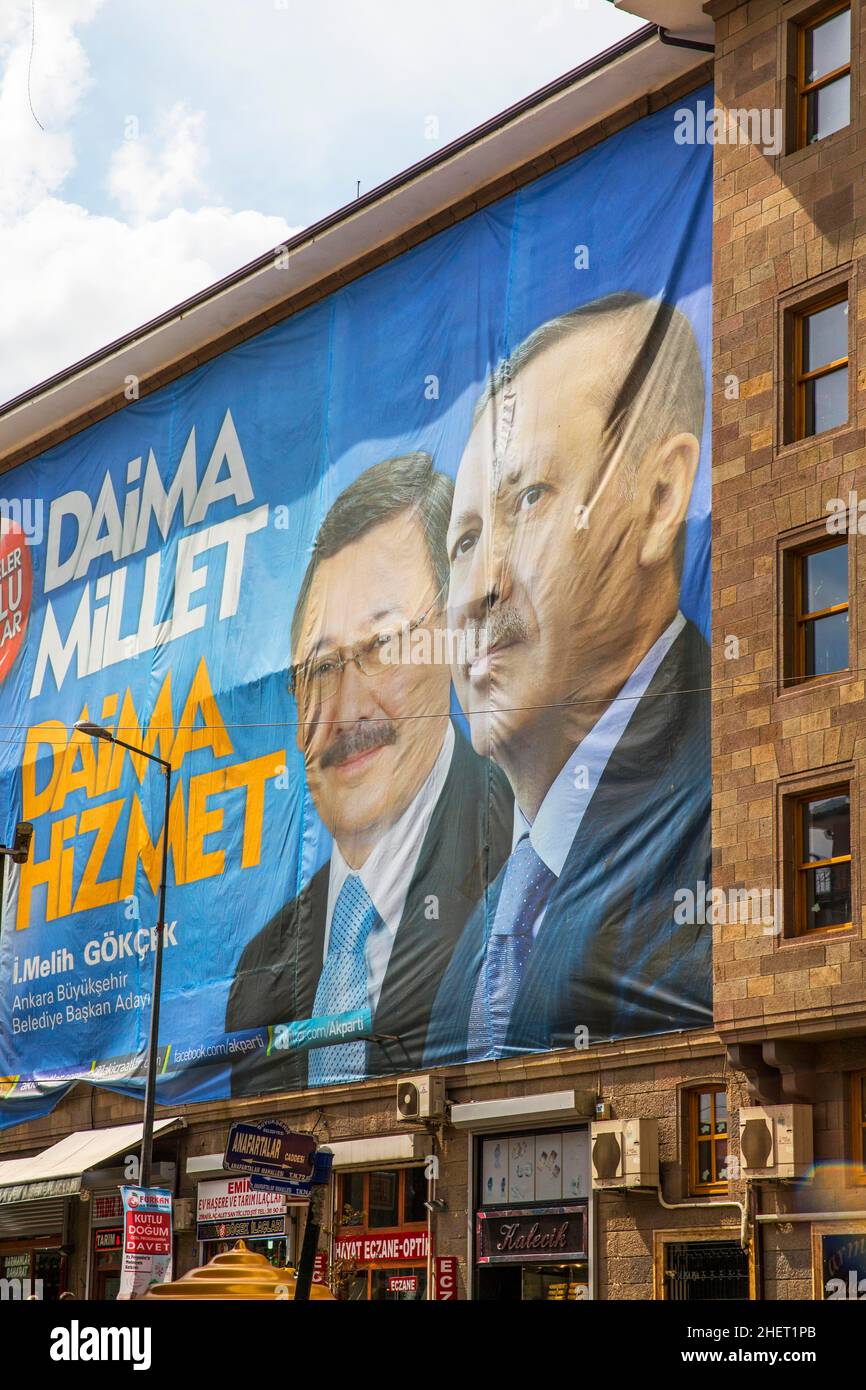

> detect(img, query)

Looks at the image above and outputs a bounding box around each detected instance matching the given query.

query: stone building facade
[1,2,865,1303]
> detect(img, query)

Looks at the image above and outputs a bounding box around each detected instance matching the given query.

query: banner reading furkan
[0,87,713,1124]
[119,1186,173,1300]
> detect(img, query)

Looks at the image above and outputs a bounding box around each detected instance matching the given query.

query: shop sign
[196,1177,286,1241]
[93,1228,122,1252]
[435,1255,458,1300]
[223,1121,317,1183]
[119,1186,173,1300]
[312,1251,328,1285]
[334,1229,429,1264]
[387,1275,418,1294]
[476,1205,587,1265]
[822,1233,866,1300]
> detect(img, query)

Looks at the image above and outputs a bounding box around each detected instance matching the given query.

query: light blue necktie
[308,874,379,1086]
[467,836,556,1059]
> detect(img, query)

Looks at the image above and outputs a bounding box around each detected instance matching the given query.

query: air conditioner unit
[395,1075,445,1122]
[591,1118,658,1189]
[738,1104,813,1180]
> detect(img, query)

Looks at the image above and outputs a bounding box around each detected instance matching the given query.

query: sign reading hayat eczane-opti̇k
[0,86,713,1125]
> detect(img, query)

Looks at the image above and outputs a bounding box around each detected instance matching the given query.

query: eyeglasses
[289,596,443,705]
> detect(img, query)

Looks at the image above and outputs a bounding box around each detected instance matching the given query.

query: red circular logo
[0,521,32,682]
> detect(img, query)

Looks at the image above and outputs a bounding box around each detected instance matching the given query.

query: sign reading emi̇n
[223,1120,318,1182]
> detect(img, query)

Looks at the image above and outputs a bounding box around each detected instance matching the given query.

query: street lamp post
[75,721,171,1191]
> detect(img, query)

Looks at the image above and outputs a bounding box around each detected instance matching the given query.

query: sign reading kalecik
[476,1205,587,1266]
[223,1120,317,1183]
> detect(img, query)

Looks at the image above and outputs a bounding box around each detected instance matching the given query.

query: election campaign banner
[0,85,713,1123]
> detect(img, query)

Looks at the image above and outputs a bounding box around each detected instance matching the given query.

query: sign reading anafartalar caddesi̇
[224,1121,317,1183]
[334,1229,429,1264]
[118,1186,172,1300]
[196,1177,286,1242]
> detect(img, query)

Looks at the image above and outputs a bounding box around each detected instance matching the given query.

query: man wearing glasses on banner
[226,452,512,1095]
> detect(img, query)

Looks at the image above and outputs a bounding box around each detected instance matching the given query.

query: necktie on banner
[308,875,379,1086]
[468,835,556,1059]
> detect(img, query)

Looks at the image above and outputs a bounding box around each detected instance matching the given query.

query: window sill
[780,920,856,944]
[778,122,853,175]
[774,418,859,463]
[776,668,852,701]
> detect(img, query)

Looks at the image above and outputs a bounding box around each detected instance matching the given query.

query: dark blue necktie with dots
[467,835,556,1059]
[308,874,379,1085]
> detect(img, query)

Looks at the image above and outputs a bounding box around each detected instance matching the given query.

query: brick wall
[710,0,866,1040]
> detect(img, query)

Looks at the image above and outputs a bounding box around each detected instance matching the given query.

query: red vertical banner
[434,1255,458,1300]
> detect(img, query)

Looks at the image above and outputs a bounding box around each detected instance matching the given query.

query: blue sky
[0,0,641,404]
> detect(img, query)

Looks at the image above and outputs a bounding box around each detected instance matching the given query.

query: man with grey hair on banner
[426,291,713,1066]
[226,453,512,1094]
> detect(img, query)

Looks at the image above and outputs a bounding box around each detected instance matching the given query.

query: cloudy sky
[0,0,641,406]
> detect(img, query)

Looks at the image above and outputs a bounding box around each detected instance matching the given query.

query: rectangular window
[689,1087,729,1194]
[793,294,849,439]
[335,1167,426,1230]
[794,540,849,681]
[663,1240,750,1300]
[797,4,851,147]
[794,787,852,933]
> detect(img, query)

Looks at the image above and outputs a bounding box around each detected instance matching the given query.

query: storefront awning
[0,1118,183,1204]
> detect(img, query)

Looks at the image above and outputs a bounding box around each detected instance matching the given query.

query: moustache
[319,719,398,769]
[465,606,530,659]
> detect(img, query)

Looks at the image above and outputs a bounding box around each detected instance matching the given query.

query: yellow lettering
[225,750,286,869]
[17,815,76,929]
[51,713,97,812]
[186,769,225,881]
[73,799,124,912]
[120,784,188,897]
[21,721,66,820]
[171,658,233,769]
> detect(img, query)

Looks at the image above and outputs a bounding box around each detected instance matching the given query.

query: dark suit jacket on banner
[424,619,712,1066]
[225,726,513,1095]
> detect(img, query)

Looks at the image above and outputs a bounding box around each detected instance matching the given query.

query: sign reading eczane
[0,85,713,1125]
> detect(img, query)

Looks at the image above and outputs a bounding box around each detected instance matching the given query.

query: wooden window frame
[688,1087,729,1195]
[852,1072,866,1186]
[795,2,851,149]
[791,536,849,684]
[335,1166,426,1232]
[791,289,849,440]
[792,783,852,935]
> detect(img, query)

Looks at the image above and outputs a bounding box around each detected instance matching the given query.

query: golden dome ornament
[145,1240,335,1300]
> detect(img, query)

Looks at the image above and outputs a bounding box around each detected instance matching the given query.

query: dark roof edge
[0,21,659,418]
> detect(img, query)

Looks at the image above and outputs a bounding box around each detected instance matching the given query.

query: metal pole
[139,762,171,1191]
[295,1185,325,1302]
[295,1149,333,1301]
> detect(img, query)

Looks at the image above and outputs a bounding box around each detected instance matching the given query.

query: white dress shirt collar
[325,721,455,1010]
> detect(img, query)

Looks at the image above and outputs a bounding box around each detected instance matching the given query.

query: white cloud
[0,0,103,218]
[0,1,292,404]
[0,200,295,401]
[107,102,210,223]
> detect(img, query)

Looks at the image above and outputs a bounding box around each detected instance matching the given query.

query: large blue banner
[0,87,713,1124]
